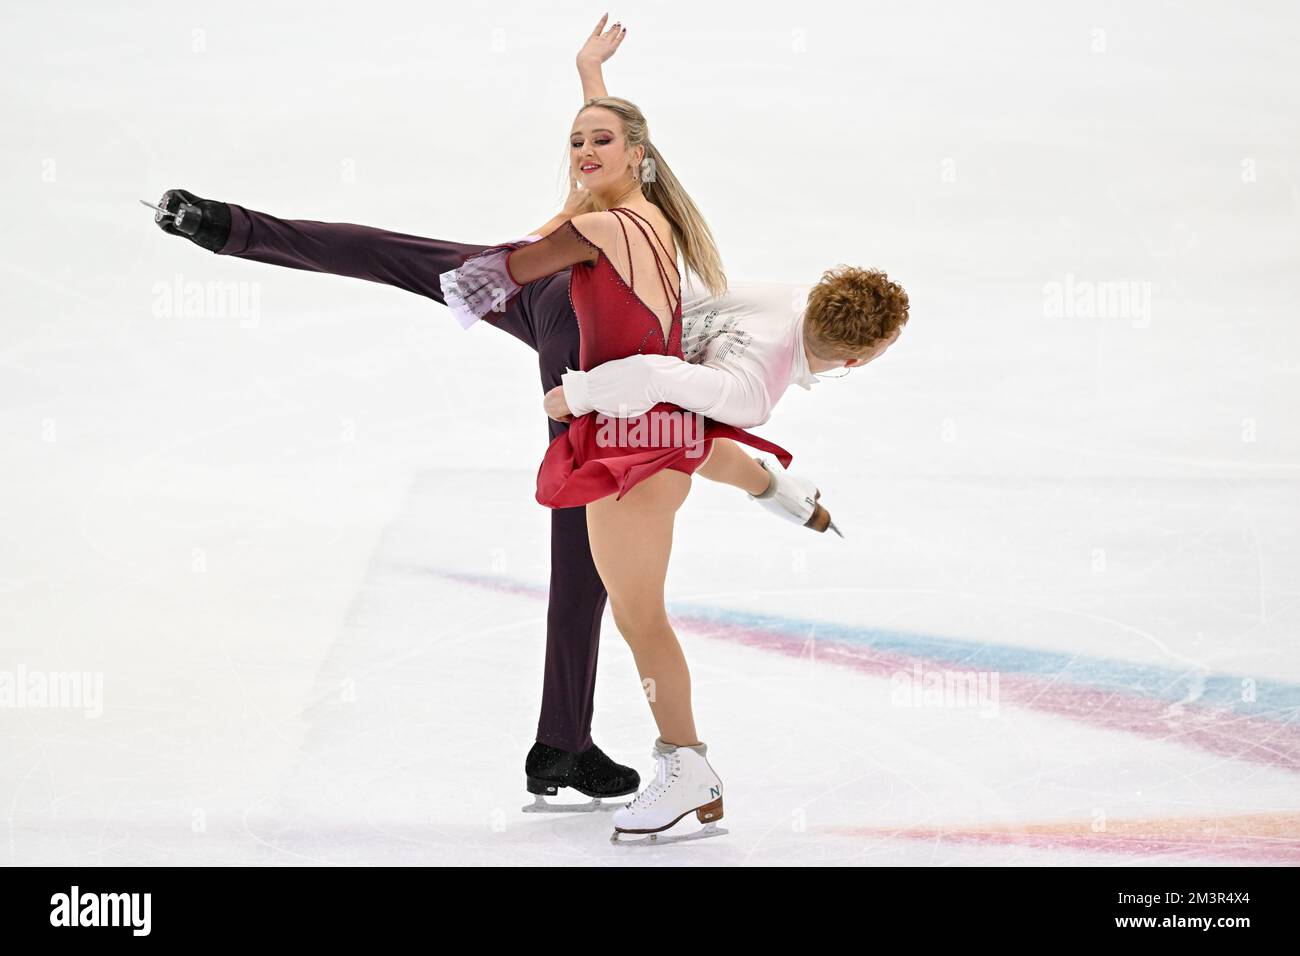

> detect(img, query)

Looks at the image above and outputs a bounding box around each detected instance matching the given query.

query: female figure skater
[146,18,899,841]
[438,89,791,841]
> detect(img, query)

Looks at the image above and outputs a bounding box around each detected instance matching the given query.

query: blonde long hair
[567,96,726,298]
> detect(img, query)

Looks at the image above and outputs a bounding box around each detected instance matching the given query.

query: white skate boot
[749,457,843,536]
[610,740,728,845]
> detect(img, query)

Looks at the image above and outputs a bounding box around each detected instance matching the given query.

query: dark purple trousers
[218,203,606,753]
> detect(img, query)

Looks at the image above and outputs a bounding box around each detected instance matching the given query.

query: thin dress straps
[608,207,681,320]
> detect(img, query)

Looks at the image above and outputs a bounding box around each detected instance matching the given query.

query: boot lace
[626,749,681,810]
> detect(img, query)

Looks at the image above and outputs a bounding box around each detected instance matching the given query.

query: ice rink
[3,1,1298,865]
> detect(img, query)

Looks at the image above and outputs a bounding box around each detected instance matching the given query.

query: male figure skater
[148,189,906,807]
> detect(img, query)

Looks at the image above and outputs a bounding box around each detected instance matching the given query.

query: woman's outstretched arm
[577,14,625,100]
[439,212,608,329]
[520,18,623,239]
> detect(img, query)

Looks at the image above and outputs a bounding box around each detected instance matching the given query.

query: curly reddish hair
[804,266,909,359]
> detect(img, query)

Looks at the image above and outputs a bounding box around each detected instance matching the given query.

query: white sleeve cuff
[438,236,542,331]
[560,368,594,416]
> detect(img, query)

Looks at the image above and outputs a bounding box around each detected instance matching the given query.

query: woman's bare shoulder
[572,206,676,262]
[568,211,622,250]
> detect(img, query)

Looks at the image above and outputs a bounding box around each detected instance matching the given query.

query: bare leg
[585,472,698,746]
[694,439,770,496]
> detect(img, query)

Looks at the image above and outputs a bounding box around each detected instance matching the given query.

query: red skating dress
[440,207,792,508]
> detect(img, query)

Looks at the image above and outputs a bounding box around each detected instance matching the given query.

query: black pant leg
[216,201,611,754]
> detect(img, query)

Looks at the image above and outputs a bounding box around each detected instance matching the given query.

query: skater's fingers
[591,13,608,37]
[543,385,573,422]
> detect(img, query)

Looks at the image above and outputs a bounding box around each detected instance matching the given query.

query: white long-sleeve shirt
[560,281,818,428]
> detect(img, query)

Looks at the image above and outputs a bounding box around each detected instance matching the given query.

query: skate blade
[139,198,175,218]
[828,520,845,538]
[522,793,619,814]
[610,822,728,846]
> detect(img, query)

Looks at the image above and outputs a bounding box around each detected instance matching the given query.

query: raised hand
[577,13,626,70]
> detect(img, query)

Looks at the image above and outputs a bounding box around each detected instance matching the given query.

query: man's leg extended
[216,201,547,350]
[164,194,615,764]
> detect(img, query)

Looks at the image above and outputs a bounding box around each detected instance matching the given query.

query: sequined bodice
[567,207,683,371]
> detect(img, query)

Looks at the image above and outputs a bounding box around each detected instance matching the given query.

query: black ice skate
[522,741,640,813]
[141,188,231,253]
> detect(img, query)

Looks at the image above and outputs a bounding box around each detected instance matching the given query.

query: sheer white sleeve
[438,221,603,329]
[438,236,541,330]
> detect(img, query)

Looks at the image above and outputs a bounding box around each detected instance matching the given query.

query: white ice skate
[610,744,728,846]
[750,457,843,537]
